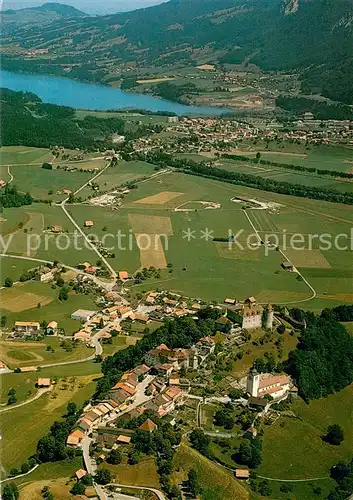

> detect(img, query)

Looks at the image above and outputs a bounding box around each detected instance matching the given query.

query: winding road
[243,209,317,305]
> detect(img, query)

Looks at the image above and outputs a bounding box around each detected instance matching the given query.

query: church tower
[246,368,260,397]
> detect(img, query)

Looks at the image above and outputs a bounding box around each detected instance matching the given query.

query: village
[1,262,301,497]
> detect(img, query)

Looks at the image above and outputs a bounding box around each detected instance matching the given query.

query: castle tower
[246,368,260,397]
[265,303,274,330]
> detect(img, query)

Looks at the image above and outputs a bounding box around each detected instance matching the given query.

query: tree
[58,287,68,301]
[277,324,285,334]
[0,315,7,327]
[2,483,19,500]
[188,469,201,497]
[20,462,30,474]
[4,277,13,288]
[42,162,53,170]
[7,388,17,405]
[189,429,212,458]
[228,388,243,400]
[95,468,111,485]
[128,449,141,465]
[66,402,77,416]
[71,481,86,495]
[107,448,122,465]
[238,441,252,465]
[325,424,344,445]
[36,435,57,462]
[258,479,271,496]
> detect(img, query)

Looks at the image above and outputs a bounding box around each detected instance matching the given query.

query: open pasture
[258,384,353,480]
[9,164,93,201]
[0,284,52,312]
[0,371,98,473]
[79,160,156,199]
[0,146,53,166]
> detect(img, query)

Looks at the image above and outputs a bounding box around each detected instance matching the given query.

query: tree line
[125,150,353,205]
[221,153,353,180]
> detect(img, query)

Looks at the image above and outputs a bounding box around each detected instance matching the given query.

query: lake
[0,70,229,116]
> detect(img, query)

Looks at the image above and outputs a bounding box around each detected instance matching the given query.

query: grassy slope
[172,442,249,500]
[258,384,353,479]
[0,366,100,473]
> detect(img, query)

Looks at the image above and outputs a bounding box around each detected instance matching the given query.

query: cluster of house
[71,304,150,342]
[11,320,58,338]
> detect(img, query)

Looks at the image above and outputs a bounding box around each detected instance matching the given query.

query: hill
[1,0,352,104]
[1,2,86,32]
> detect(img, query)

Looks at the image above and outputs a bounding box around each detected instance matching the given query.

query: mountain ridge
[1,0,352,104]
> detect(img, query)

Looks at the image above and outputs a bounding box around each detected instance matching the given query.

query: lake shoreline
[0,69,231,116]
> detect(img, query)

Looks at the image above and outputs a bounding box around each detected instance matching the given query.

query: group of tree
[2,483,19,500]
[237,436,263,469]
[0,88,164,151]
[329,457,353,499]
[285,308,353,401]
[275,95,353,121]
[130,418,182,495]
[0,185,32,210]
[36,402,80,463]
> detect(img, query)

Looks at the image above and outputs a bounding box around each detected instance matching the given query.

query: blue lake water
[0,70,229,115]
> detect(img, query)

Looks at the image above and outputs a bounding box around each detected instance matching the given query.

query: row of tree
[221,153,353,180]
[127,150,353,205]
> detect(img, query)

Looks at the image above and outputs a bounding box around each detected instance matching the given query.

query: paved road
[59,162,118,282]
[0,464,39,484]
[243,209,317,305]
[0,387,52,413]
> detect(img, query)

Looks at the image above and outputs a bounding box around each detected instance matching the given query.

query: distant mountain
[1,0,352,104]
[1,2,86,31]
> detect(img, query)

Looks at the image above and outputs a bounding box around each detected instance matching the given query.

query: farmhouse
[119,271,129,280]
[51,225,62,233]
[235,469,250,479]
[36,378,51,388]
[14,321,40,333]
[84,220,94,227]
[71,309,96,322]
[117,434,131,444]
[66,429,85,447]
[215,315,232,332]
[75,469,87,480]
[40,271,54,283]
[282,261,294,271]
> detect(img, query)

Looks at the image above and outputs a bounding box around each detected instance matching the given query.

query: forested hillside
[0,88,159,149]
[1,0,352,103]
